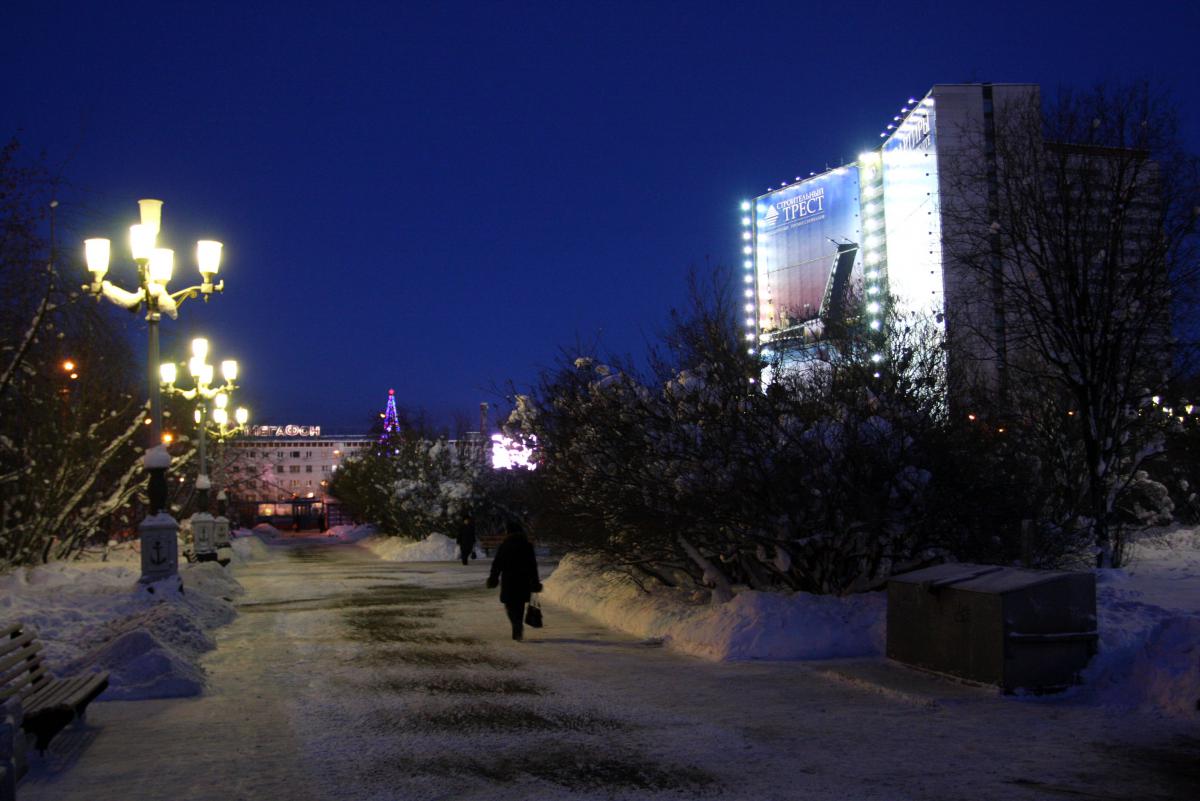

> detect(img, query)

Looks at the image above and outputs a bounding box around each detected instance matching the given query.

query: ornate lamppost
[209,399,249,562]
[84,199,224,583]
[160,338,242,562]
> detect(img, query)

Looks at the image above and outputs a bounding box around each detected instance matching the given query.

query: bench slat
[0,631,40,666]
[0,622,24,641]
[26,673,108,713]
[0,638,43,681]
[0,663,47,701]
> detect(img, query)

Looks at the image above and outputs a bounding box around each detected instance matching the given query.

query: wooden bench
[0,623,109,753]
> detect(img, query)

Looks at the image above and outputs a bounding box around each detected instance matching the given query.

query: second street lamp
[208,401,249,563]
[161,337,239,562]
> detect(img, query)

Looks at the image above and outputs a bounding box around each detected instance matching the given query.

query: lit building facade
[743,82,1039,391]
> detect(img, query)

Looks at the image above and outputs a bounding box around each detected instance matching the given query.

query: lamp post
[209,403,249,562]
[160,338,241,562]
[84,199,224,584]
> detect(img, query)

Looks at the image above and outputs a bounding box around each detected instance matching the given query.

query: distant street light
[84,199,225,584]
[161,337,242,562]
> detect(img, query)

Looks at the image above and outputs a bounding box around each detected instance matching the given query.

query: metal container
[887,563,1097,692]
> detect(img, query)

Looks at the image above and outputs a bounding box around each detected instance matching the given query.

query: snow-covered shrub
[328,432,485,539]
[508,278,951,596]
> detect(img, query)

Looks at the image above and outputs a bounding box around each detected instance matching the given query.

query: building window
[305,465,312,473]
[291,451,300,459]
[290,465,300,473]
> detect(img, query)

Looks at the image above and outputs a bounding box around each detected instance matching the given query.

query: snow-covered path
[19,540,1199,801]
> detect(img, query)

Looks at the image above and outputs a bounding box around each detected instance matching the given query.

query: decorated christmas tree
[378,388,401,450]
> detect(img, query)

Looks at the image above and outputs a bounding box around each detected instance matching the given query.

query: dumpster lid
[889,563,1085,593]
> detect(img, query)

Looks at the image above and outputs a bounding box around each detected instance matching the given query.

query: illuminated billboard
[753,167,863,343]
[882,96,943,320]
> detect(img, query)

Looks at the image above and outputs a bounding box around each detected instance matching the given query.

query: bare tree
[941,83,1200,566]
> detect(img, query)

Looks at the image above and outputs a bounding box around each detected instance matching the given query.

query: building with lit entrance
[225,424,373,529]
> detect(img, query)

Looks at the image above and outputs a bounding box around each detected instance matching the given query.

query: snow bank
[326,523,377,543]
[1076,527,1200,718]
[231,530,272,563]
[542,555,885,661]
[252,522,283,539]
[0,559,240,701]
[360,532,469,562]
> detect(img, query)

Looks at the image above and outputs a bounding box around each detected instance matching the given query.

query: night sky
[5,1,1198,432]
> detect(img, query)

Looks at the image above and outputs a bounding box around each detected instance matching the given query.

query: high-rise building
[743,83,1048,393]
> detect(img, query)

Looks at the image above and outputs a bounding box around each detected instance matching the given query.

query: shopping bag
[524,596,544,628]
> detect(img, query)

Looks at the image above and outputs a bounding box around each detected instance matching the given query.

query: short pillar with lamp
[83,199,226,584]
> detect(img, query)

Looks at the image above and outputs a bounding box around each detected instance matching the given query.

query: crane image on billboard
[754,167,863,344]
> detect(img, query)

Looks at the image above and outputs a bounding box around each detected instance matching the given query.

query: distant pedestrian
[455,512,477,566]
[486,523,542,641]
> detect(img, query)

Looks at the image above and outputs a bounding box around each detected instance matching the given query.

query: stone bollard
[190,512,218,563]
[139,512,180,583]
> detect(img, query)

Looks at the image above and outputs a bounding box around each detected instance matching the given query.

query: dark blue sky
[5,1,1198,431]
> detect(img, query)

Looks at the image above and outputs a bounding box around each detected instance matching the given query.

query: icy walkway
[19,540,1199,801]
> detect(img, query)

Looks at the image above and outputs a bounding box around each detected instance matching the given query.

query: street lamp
[208,397,249,563]
[161,337,240,562]
[84,199,225,583]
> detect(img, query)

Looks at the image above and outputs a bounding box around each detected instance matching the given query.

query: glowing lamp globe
[138,199,163,235]
[214,392,228,409]
[148,248,174,284]
[212,408,228,425]
[85,238,111,279]
[159,362,177,385]
[191,337,209,360]
[194,408,202,424]
[221,359,238,382]
[129,224,156,262]
[199,363,214,387]
[197,240,222,278]
[235,407,248,425]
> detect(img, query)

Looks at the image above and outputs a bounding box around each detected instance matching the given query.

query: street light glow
[160,362,177,385]
[138,199,163,234]
[129,224,156,262]
[85,239,110,278]
[197,240,222,278]
[221,359,238,382]
[148,248,174,284]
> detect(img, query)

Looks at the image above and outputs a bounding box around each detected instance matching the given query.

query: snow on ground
[543,555,884,660]
[544,528,1200,719]
[360,532,479,562]
[0,554,242,701]
[324,523,378,542]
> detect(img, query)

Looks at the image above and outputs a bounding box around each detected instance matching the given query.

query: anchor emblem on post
[150,539,167,566]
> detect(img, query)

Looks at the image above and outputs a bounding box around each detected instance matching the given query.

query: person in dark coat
[486,524,542,641]
[455,512,477,566]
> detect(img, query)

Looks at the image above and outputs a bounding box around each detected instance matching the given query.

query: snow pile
[543,554,885,661]
[231,530,272,563]
[325,523,377,542]
[1078,526,1200,717]
[360,532,465,562]
[0,560,240,701]
[252,522,283,539]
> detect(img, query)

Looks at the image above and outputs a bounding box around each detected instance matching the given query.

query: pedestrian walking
[485,523,542,641]
[455,512,477,566]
